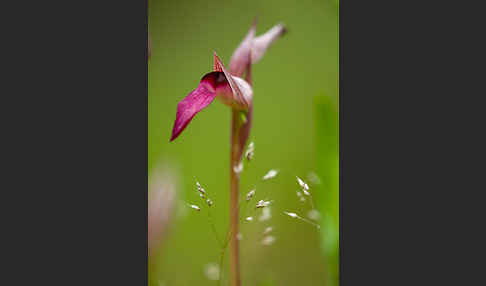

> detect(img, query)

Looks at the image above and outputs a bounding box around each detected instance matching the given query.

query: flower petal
[251,23,287,64]
[214,53,252,110]
[170,75,219,141]
[229,21,286,78]
[229,20,256,77]
[214,52,223,72]
[170,69,253,141]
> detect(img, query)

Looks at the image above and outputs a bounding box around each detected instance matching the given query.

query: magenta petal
[170,80,217,141]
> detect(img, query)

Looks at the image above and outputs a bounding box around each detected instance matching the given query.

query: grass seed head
[196,184,206,195]
[256,199,271,208]
[284,211,298,218]
[296,176,309,193]
[263,226,273,235]
[307,171,322,185]
[259,207,271,221]
[307,209,320,220]
[263,169,278,180]
[262,235,276,246]
[245,142,254,161]
[204,263,220,281]
[246,189,256,201]
[190,204,201,211]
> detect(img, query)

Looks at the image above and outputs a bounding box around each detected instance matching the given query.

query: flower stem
[229,109,241,286]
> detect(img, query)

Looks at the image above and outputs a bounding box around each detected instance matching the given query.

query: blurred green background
[148,0,338,285]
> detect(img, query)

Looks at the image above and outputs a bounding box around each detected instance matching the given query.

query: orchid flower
[169,20,286,286]
[170,21,286,157]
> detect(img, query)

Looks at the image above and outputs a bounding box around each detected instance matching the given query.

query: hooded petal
[214,52,223,72]
[251,23,287,64]
[214,53,252,110]
[229,20,256,77]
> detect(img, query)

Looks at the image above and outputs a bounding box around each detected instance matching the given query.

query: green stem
[217,248,226,286]
[207,207,223,247]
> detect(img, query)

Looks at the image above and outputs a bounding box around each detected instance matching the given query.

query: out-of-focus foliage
[148,0,338,285]
[315,94,339,286]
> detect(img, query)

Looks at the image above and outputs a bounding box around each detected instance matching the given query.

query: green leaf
[314,93,339,286]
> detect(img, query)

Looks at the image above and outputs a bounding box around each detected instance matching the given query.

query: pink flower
[170,20,286,144]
